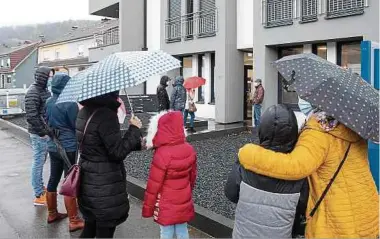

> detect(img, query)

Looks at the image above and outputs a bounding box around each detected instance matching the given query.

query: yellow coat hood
[239,117,379,238]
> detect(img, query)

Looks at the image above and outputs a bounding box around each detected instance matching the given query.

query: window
[197,54,205,103]
[6,58,10,67]
[300,0,318,23]
[210,53,215,103]
[55,49,60,59]
[0,75,4,88]
[7,75,11,84]
[337,41,361,75]
[198,0,217,37]
[312,43,327,59]
[166,0,182,42]
[263,0,293,28]
[184,0,194,40]
[278,46,304,107]
[326,0,365,19]
[78,45,84,57]
[43,50,50,61]
[0,59,3,67]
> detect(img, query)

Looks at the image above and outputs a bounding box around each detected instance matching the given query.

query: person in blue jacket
[45,73,84,232]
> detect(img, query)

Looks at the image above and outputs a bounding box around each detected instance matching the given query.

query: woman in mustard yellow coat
[239,109,379,238]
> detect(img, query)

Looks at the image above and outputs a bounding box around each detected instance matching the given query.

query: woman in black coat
[76,91,142,238]
[157,75,170,112]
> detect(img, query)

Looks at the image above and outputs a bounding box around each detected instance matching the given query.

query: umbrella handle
[124,88,134,115]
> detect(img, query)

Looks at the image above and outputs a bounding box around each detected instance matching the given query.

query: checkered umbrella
[57,51,181,103]
[273,53,379,142]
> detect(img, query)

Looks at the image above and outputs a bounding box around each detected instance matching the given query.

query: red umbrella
[183,76,206,89]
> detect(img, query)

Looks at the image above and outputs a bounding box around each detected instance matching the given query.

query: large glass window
[210,53,215,103]
[278,46,304,106]
[338,41,361,75]
[197,54,205,103]
[312,43,327,59]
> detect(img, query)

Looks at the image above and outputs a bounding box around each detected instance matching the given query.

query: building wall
[14,50,38,88]
[38,38,96,63]
[89,0,118,14]
[88,43,121,62]
[146,0,162,95]
[119,0,145,95]
[253,0,380,111]
[237,0,253,50]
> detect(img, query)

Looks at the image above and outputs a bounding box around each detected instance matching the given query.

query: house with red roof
[0,42,39,89]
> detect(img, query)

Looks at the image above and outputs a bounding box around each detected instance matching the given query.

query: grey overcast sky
[0,0,102,26]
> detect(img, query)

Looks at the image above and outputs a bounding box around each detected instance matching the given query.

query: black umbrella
[273,53,379,142]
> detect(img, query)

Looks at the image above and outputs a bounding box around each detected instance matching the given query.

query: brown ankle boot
[46,192,68,224]
[64,196,84,232]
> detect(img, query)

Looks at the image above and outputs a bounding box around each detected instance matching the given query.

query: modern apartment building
[254,0,379,110]
[89,0,379,123]
[89,0,254,123]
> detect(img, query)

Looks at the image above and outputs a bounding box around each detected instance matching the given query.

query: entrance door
[244,65,253,119]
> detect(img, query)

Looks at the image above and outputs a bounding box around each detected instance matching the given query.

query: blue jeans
[30,134,48,197]
[253,104,262,127]
[183,110,195,128]
[47,151,76,192]
[160,223,189,239]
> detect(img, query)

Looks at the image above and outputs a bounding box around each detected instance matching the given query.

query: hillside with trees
[0,20,97,47]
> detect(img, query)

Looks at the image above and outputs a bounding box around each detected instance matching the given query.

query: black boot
[188,127,196,133]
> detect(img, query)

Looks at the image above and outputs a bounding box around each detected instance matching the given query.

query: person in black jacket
[25,66,54,206]
[225,104,309,238]
[157,75,171,112]
[76,91,143,238]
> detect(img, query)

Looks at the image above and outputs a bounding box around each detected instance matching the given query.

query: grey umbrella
[273,53,379,142]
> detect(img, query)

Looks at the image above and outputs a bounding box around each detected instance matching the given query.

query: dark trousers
[80,221,116,238]
[47,151,76,192]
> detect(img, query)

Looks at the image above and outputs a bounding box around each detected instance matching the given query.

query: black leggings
[79,220,116,238]
[47,151,76,192]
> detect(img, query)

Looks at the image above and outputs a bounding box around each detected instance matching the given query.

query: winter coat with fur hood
[142,111,197,226]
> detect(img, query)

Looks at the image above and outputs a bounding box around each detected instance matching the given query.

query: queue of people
[24,67,379,238]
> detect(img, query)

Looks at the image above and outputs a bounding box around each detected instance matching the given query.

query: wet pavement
[0,128,210,238]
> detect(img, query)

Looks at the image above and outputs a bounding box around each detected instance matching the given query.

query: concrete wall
[88,43,121,62]
[253,1,380,111]
[13,50,38,88]
[237,0,253,50]
[146,0,162,95]
[119,0,145,95]
[38,38,95,63]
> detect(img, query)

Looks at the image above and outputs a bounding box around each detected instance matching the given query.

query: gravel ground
[4,114,257,219]
[125,132,257,219]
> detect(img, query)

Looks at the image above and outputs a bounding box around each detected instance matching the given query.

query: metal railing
[326,0,365,19]
[93,26,119,48]
[165,8,218,43]
[262,0,368,26]
[165,16,182,42]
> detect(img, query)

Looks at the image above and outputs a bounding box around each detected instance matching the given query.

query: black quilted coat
[76,93,142,228]
[157,76,170,112]
[25,67,52,136]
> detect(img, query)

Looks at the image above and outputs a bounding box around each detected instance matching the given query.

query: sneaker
[34,192,47,206]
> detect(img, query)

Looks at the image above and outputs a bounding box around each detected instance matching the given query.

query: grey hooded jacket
[170,76,186,111]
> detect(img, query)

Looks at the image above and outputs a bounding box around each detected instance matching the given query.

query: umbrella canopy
[184,76,206,89]
[57,51,181,103]
[273,53,379,142]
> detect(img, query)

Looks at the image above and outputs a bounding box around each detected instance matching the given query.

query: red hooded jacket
[142,111,197,226]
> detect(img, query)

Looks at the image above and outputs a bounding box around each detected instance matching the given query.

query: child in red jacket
[142,111,197,239]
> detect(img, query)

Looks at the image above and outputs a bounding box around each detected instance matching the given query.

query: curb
[0,118,30,145]
[127,176,234,238]
[1,118,234,238]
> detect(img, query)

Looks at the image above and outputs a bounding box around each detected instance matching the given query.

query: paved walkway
[0,128,209,238]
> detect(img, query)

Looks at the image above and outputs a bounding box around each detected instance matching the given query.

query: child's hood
[146,111,187,149]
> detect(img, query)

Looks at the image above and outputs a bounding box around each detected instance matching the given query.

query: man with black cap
[25,66,54,206]
[251,78,264,127]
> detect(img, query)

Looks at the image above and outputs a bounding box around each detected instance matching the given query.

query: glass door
[244,65,253,119]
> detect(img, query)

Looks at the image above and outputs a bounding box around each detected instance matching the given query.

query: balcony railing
[165,8,218,43]
[93,26,119,48]
[262,0,368,27]
[326,0,365,19]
